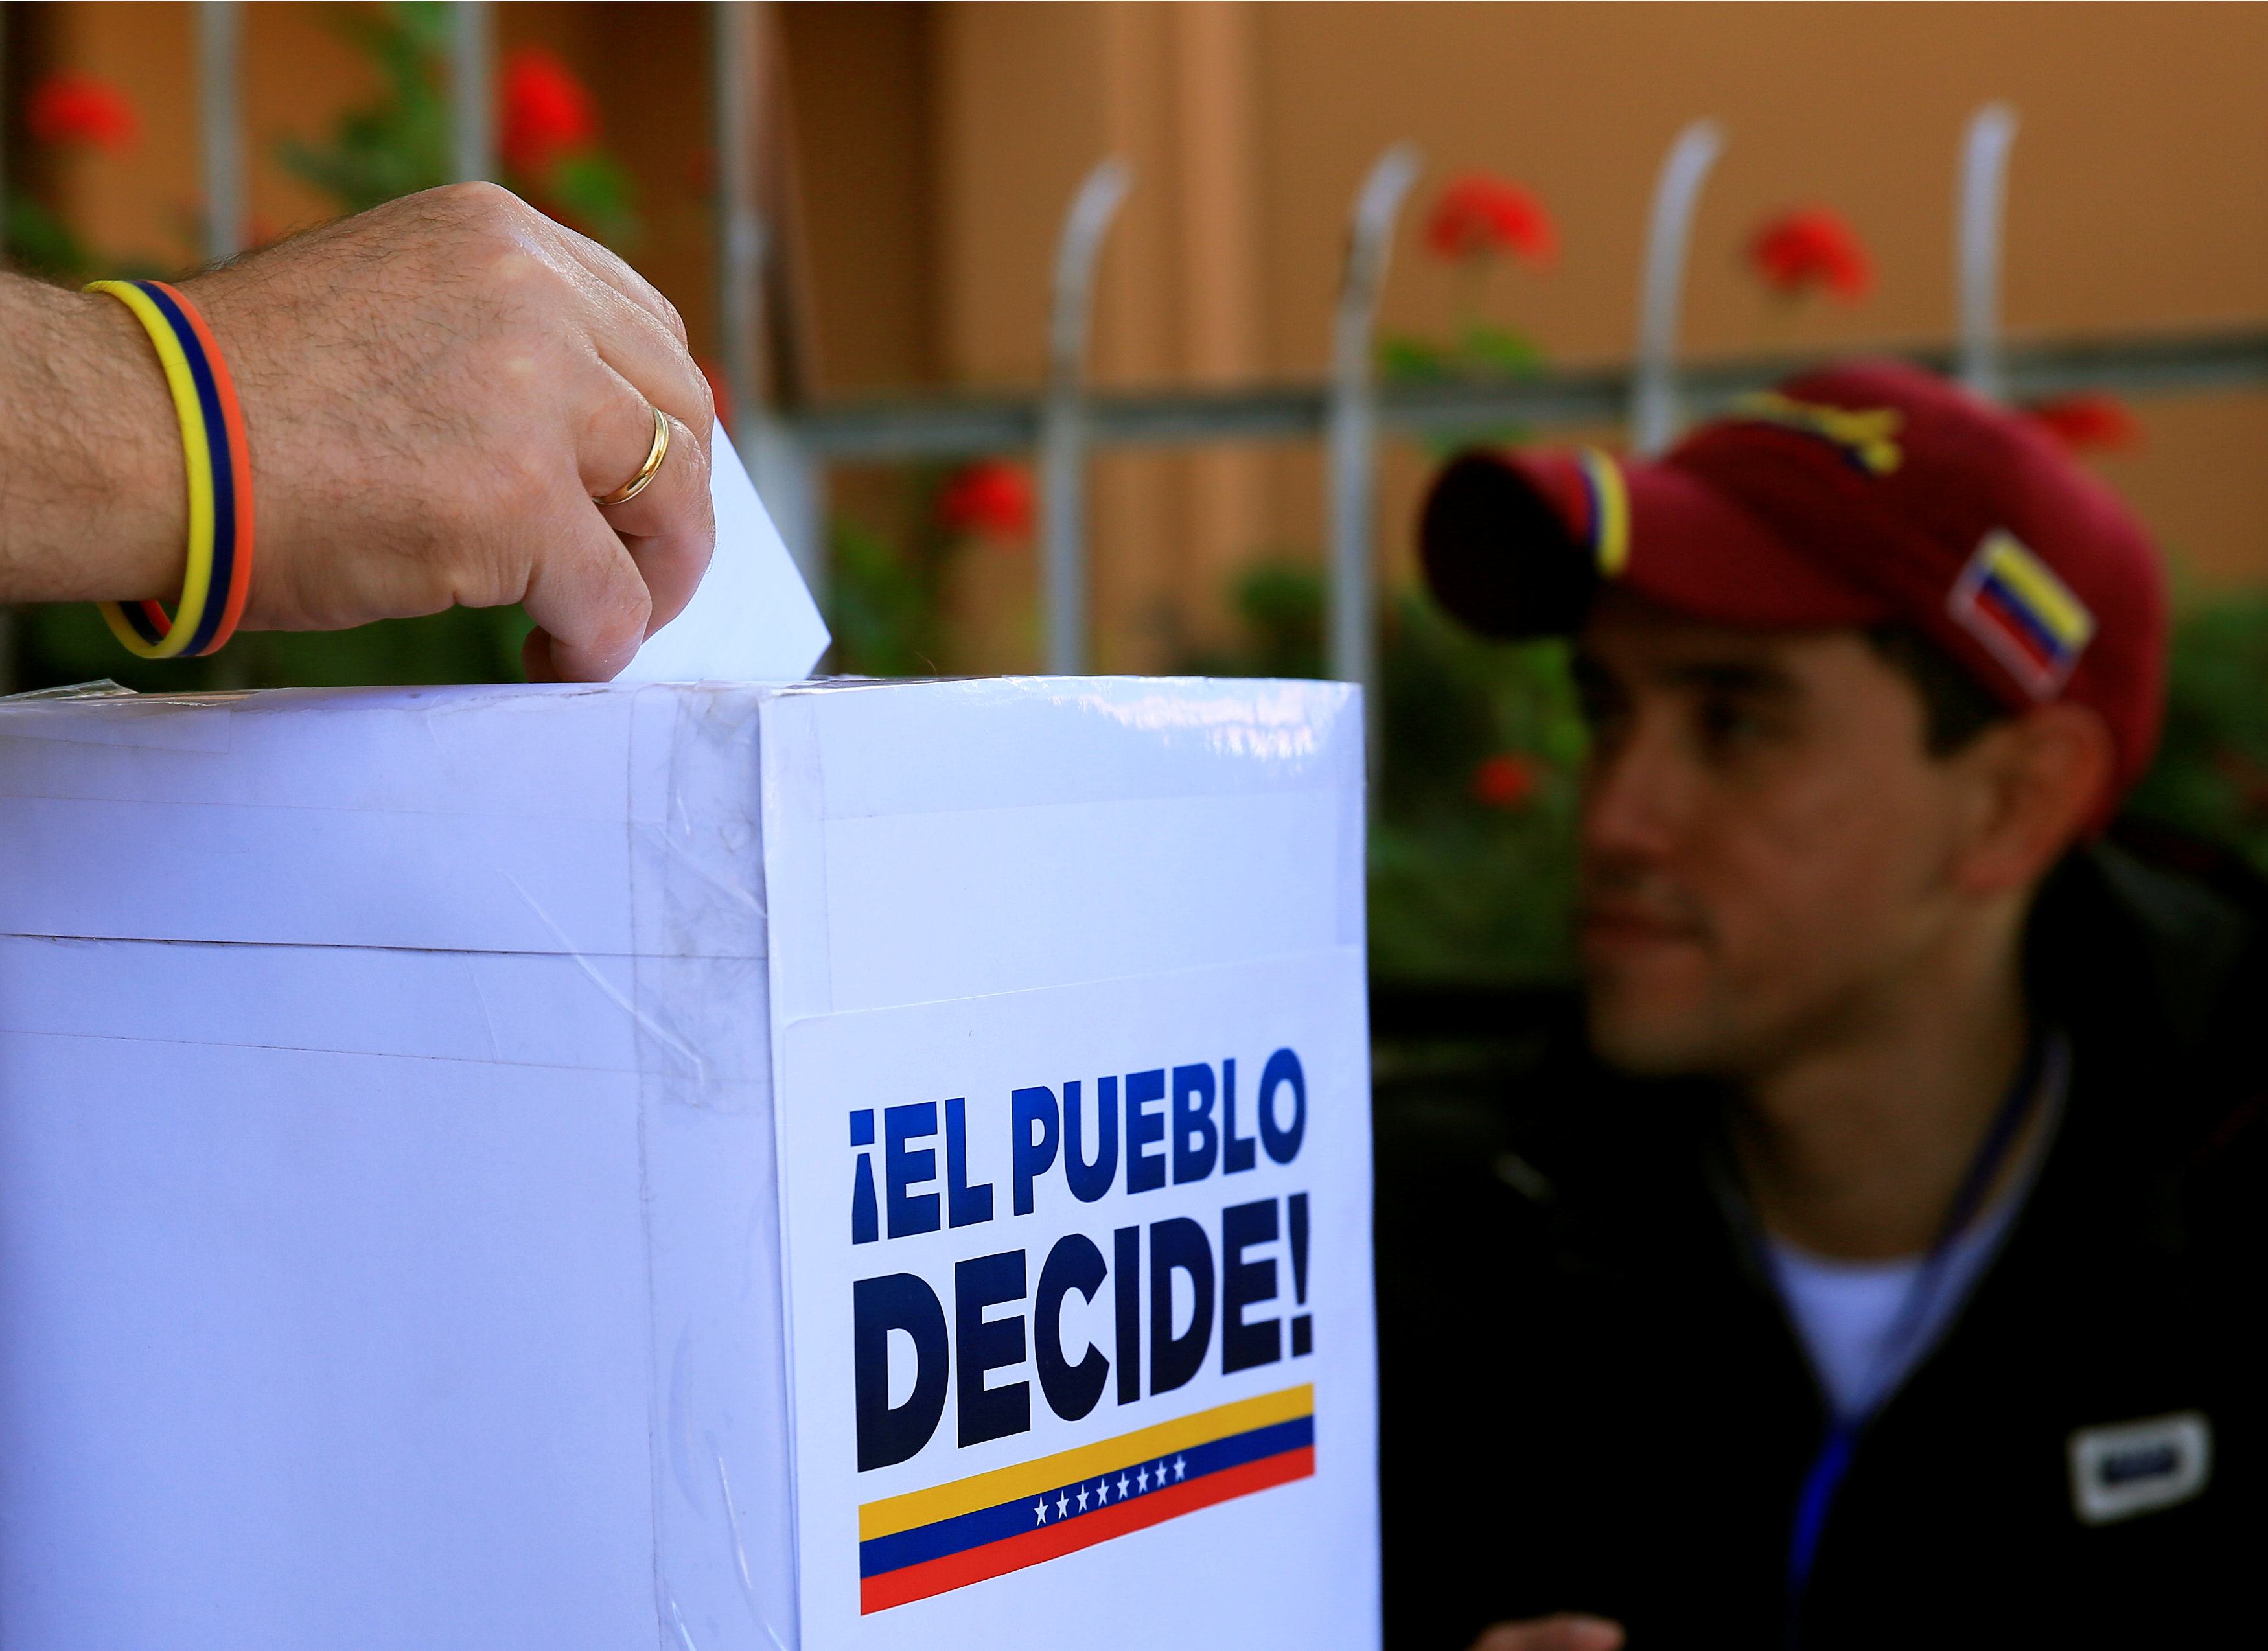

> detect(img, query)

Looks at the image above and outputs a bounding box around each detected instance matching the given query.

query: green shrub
[1369,588,1584,984]
[2124,592,2268,868]
[1186,562,1584,986]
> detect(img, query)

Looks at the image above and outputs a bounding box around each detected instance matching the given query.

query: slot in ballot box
[0,676,1376,1651]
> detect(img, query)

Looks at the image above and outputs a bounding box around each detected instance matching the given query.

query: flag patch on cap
[1949,528,2095,699]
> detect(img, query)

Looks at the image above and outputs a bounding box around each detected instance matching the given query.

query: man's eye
[1698,696,1766,749]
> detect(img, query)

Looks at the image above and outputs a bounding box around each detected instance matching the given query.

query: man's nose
[1580,721,1687,864]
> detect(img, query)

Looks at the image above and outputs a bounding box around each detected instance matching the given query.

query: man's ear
[1952,702,2116,897]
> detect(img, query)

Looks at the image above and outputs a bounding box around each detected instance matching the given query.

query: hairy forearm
[0,271,183,603]
[0,185,714,680]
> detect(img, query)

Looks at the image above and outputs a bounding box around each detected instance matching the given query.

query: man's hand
[1,183,714,682]
[1470,1614,1625,1651]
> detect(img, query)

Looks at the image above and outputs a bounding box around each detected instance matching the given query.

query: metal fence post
[749,426,824,614]
[1326,143,1421,775]
[713,0,766,461]
[1630,119,1724,456]
[1039,157,1131,676]
[710,0,826,607]
[199,0,244,264]
[450,1,493,185]
[1958,102,2019,402]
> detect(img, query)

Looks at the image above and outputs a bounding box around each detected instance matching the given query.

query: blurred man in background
[1379,362,2263,1648]
[0,184,713,680]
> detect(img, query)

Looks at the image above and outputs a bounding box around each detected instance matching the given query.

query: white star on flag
[1056,1492,1069,1519]
[1034,1499,1048,1525]
[1173,1455,1186,1481]
[1137,1465,1150,1493]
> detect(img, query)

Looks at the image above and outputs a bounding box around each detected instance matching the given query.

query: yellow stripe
[97,597,164,656]
[1578,448,1630,577]
[858,1383,1313,1542]
[1982,531,2094,648]
[86,281,215,660]
[1732,392,1904,476]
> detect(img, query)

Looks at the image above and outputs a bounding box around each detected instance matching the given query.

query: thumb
[1471,1615,1626,1651]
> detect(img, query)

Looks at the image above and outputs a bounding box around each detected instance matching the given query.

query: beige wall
[1247,2,2268,597]
[29,1,369,265]
[784,1,2268,669]
[937,1,1275,665]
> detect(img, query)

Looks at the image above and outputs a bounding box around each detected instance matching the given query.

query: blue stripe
[134,282,237,656]
[1575,456,1606,560]
[859,1413,1314,1580]
[1976,571,2074,663]
[118,601,169,647]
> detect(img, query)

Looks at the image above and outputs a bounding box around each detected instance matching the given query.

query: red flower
[501,47,598,177]
[1426,174,1557,265]
[2024,391,2141,455]
[1472,753,1541,811]
[937,460,1034,543]
[27,73,139,153]
[1748,207,1873,303]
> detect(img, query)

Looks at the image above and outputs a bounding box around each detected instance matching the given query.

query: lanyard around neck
[1779,1032,2064,1639]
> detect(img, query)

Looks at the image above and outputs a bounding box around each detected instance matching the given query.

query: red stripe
[1972,581,2058,671]
[859,1446,1315,1615]
[148,279,255,649]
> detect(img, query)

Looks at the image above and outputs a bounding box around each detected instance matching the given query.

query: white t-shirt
[1763,1041,2068,1421]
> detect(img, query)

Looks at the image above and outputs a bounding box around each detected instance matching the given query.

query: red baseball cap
[1418,358,2168,802]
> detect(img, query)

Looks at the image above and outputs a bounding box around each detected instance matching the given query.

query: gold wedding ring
[594,405,670,506]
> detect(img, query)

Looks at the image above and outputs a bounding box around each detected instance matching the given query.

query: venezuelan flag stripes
[1949,528,2095,698]
[82,279,255,660]
[857,1384,1315,1614]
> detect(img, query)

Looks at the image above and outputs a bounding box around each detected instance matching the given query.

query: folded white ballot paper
[0,667,1377,1648]
[619,416,832,684]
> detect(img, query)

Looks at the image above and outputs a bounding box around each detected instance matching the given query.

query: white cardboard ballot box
[0,676,1376,1651]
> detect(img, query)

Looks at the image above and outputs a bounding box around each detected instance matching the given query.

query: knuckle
[491,449,561,527]
[435,179,521,224]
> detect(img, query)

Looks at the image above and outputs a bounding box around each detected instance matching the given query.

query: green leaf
[536,150,642,251]
[1456,323,1544,378]
[2125,591,2268,869]
[1378,334,1453,383]
[273,1,451,218]
[3,197,94,282]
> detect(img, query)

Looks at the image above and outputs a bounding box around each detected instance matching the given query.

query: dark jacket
[1374,829,2268,1648]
